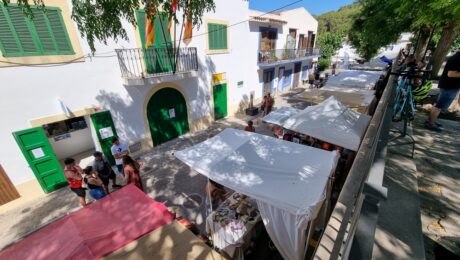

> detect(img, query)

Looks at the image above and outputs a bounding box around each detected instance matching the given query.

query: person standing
[332,62,337,76]
[260,95,267,114]
[122,156,144,192]
[111,137,129,177]
[92,151,121,193]
[425,48,460,132]
[264,93,274,116]
[244,120,255,132]
[83,166,107,200]
[63,158,86,207]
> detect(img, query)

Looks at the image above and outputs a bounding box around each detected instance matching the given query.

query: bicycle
[389,68,431,157]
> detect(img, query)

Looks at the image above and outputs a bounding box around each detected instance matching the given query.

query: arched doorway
[147,88,190,146]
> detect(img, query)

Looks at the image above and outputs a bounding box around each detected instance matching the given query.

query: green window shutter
[208,23,227,51]
[32,9,57,53]
[221,24,227,49]
[46,9,73,53]
[0,7,21,56]
[7,6,39,54]
[136,10,147,48]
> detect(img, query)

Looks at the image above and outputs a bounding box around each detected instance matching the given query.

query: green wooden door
[213,83,228,120]
[136,10,174,73]
[90,111,118,165]
[147,88,189,146]
[13,127,67,193]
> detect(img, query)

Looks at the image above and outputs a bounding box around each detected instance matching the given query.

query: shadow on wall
[95,54,218,144]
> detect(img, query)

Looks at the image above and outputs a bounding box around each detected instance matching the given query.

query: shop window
[43,116,87,138]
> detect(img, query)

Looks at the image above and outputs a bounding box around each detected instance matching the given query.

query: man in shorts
[63,158,86,207]
[425,48,460,132]
[111,137,129,177]
[92,151,121,194]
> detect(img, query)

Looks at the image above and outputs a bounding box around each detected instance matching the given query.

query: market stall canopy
[283,96,371,151]
[175,128,339,216]
[350,58,389,71]
[0,185,176,260]
[105,220,224,260]
[323,70,383,91]
[261,106,302,125]
[175,128,339,260]
[296,88,376,114]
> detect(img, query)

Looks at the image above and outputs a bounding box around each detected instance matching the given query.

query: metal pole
[174,1,187,74]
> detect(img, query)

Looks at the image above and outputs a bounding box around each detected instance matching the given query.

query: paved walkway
[412,116,460,259]
[0,85,310,251]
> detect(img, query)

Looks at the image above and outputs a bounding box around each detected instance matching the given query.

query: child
[83,166,107,200]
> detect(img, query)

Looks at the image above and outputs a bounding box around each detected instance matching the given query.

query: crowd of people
[63,137,144,207]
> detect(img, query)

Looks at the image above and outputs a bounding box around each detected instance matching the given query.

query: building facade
[0,0,318,203]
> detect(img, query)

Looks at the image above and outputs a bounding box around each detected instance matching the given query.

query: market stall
[261,106,302,125]
[205,193,261,259]
[175,128,339,260]
[296,88,377,114]
[283,96,371,151]
[324,70,384,91]
[0,185,221,260]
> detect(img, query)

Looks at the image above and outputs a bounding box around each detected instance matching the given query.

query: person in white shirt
[110,137,129,177]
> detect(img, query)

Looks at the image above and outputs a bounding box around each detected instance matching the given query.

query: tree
[349,0,460,76]
[317,3,362,35]
[2,0,216,52]
[316,32,343,71]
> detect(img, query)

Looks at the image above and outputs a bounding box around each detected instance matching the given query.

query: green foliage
[2,0,216,52]
[317,57,331,71]
[317,2,362,35]
[349,0,412,60]
[451,35,460,52]
[316,32,343,59]
[349,0,460,60]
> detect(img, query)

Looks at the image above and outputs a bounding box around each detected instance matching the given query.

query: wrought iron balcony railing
[115,47,198,79]
[257,48,320,65]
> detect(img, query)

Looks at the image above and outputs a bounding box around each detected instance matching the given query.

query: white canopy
[175,128,339,260]
[324,70,383,91]
[350,58,389,71]
[283,96,371,151]
[262,106,302,125]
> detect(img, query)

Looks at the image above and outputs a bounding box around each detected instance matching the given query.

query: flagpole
[154,5,175,74]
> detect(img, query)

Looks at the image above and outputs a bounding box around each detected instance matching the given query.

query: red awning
[0,185,174,259]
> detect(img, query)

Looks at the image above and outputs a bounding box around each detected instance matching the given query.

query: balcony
[115,47,198,85]
[257,48,320,67]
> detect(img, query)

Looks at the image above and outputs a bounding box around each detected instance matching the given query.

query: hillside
[317,2,362,35]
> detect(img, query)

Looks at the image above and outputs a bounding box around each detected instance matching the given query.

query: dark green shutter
[0,5,73,57]
[0,7,21,55]
[32,9,56,53]
[46,9,72,52]
[8,7,39,54]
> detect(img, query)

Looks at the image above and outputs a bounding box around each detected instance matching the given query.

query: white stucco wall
[1,0,317,186]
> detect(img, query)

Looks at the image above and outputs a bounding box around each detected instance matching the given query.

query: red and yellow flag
[145,1,155,49]
[183,9,192,46]
[167,0,178,34]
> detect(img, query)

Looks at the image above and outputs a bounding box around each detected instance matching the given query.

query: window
[0,5,74,57]
[43,116,87,138]
[283,69,292,88]
[260,28,277,51]
[208,23,227,51]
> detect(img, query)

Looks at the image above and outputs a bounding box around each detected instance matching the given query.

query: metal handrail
[313,61,398,259]
[115,47,198,79]
[257,48,320,64]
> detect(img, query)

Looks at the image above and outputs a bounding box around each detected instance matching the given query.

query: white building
[0,0,318,203]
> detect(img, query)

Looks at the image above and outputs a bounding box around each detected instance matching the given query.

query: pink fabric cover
[0,184,174,259]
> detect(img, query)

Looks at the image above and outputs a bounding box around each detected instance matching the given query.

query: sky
[249,0,355,16]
